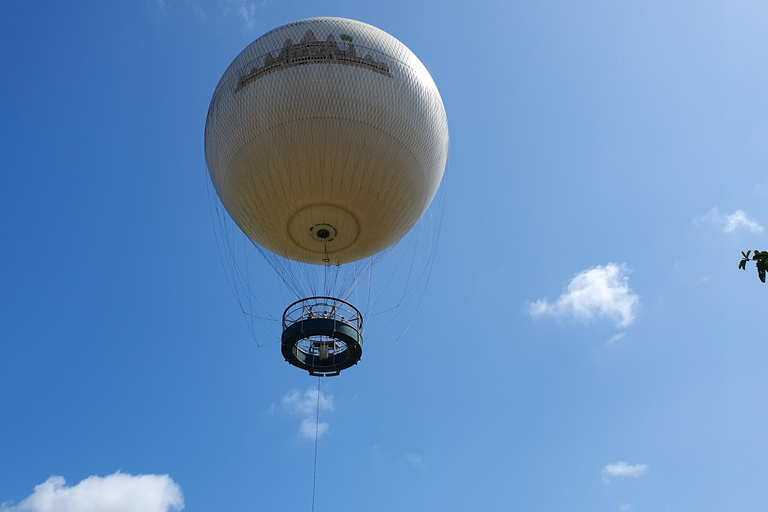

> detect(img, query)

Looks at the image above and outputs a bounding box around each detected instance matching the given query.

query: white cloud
[237,2,257,27]
[299,418,329,440]
[694,207,764,234]
[1,472,183,512]
[528,263,639,328]
[150,0,261,26]
[371,445,386,461]
[602,461,649,482]
[281,388,334,417]
[405,454,426,470]
[221,0,258,27]
[606,332,626,345]
[279,388,334,440]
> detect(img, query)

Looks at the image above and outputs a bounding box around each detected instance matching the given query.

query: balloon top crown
[212,17,438,97]
[234,29,393,94]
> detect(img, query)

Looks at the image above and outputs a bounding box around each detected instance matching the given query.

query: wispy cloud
[371,445,387,461]
[0,472,183,512]
[232,0,258,28]
[299,418,329,439]
[606,332,626,345]
[694,207,764,234]
[602,461,649,483]
[150,0,260,27]
[405,453,426,470]
[220,0,258,28]
[279,388,334,440]
[528,263,639,328]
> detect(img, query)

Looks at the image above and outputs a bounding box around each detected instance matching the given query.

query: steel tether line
[311,376,321,512]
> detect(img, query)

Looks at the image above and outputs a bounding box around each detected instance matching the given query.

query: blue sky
[2,1,768,511]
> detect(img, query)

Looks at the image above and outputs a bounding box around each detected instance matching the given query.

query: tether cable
[311,376,321,512]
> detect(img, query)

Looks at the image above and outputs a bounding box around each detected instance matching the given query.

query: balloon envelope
[205,17,449,265]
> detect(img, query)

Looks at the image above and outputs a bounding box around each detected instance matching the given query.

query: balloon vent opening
[281,296,363,376]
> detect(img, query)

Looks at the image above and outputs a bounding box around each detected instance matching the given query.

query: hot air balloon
[205,17,449,376]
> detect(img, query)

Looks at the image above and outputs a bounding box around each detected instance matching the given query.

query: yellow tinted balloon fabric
[205,17,449,265]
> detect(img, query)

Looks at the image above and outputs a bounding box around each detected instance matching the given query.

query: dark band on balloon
[234,30,392,93]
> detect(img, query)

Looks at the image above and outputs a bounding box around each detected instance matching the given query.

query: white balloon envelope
[205,17,449,266]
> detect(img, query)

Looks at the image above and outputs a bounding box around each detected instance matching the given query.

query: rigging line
[323,251,328,297]
[244,232,255,326]
[367,235,415,311]
[311,376,321,512]
[366,257,374,323]
[207,177,281,344]
[219,215,276,320]
[254,244,302,298]
[207,184,242,307]
[333,262,342,298]
[385,184,447,341]
[342,247,392,301]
